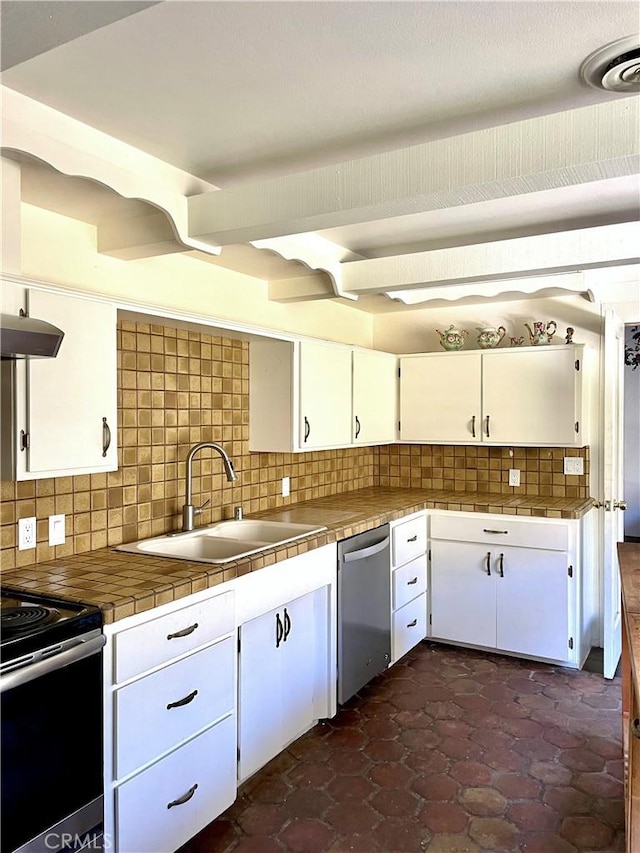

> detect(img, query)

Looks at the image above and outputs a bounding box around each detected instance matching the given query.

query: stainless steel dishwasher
[337,524,391,704]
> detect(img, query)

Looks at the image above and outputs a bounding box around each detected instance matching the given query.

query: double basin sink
[116,519,327,564]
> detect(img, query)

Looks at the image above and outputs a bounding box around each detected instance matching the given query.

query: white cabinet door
[299,341,352,448]
[482,348,580,445]
[352,350,397,444]
[23,289,117,477]
[496,546,569,661]
[400,353,482,443]
[430,540,496,647]
[238,590,318,782]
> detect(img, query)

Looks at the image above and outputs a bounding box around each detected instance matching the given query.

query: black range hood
[0,311,64,359]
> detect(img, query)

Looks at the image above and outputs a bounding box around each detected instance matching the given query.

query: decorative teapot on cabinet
[524,320,557,346]
[476,325,506,349]
[436,325,468,351]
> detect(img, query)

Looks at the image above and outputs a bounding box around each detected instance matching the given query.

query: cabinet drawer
[430,514,569,551]
[114,591,234,683]
[115,637,235,779]
[392,515,427,567]
[392,555,427,611]
[392,593,427,663]
[116,714,236,853]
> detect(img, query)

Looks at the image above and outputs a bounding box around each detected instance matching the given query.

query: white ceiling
[1,0,639,302]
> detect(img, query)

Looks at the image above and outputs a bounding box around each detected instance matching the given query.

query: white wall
[19,203,374,348]
[371,293,602,354]
[624,324,640,538]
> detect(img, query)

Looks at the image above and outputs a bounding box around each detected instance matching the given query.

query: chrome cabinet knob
[614,500,628,511]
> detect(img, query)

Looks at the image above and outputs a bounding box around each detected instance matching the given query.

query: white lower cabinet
[116,715,236,853]
[238,589,320,781]
[235,544,336,783]
[429,511,585,667]
[390,512,428,664]
[105,591,238,853]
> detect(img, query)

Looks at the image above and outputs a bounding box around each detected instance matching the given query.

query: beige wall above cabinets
[19,203,374,349]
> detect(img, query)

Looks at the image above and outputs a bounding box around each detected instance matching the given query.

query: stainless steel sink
[115,519,327,564]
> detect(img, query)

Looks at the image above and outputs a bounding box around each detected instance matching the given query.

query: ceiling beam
[97,210,189,259]
[341,222,640,295]
[187,98,640,246]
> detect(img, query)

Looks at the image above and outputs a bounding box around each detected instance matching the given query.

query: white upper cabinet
[352,350,398,444]
[299,341,352,448]
[1,285,118,479]
[400,345,586,447]
[249,338,397,452]
[400,352,482,443]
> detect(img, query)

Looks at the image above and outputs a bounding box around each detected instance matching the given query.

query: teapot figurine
[476,325,506,349]
[525,320,557,346]
[436,325,468,351]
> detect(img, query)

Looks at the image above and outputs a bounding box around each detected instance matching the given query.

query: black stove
[1,587,103,670]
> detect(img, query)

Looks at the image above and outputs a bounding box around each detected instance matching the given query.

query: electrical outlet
[282,476,290,498]
[508,468,521,487]
[49,514,65,546]
[564,457,584,475]
[18,516,37,551]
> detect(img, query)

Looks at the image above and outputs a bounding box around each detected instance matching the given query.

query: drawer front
[116,715,236,853]
[115,637,235,779]
[392,593,427,664]
[114,591,234,683]
[429,514,569,551]
[392,515,427,567]
[393,555,427,611]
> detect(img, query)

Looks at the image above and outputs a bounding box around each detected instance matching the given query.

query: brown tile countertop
[1,487,594,625]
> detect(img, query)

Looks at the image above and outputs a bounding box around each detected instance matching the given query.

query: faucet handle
[195,498,211,517]
[234,506,243,521]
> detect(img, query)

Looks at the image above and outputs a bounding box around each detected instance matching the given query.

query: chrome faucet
[182,442,237,532]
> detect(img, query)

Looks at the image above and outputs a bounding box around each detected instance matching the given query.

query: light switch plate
[282,477,290,497]
[508,468,520,487]
[49,514,65,546]
[564,457,584,475]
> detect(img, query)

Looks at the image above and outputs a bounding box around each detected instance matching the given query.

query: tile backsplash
[0,319,589,569]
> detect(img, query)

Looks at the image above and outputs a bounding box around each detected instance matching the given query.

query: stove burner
[1,606,59,637]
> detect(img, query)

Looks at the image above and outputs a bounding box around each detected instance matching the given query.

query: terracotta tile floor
[179,642,624,853]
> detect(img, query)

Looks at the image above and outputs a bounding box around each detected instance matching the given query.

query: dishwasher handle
[342,536,390,563]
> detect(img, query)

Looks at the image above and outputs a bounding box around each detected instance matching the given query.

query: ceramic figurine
[510,336,525,347]
[565,327,575,344]
[476,325,506,349]
[436,325,468,351]
[524,320,557,346]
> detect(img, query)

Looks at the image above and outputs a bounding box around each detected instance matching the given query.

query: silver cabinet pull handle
[355,415,361,439]
[485,552,491,576]
[485,415,491,437]
[167,783,198,809]
[498,553,504,578]
[167,689,198,710]
[407,535,418,542]
[102,417,111,457]
[483,529,508,535]
[275,611,284,648]
[407,577,418,585]
[304,416,310,442]
[167,622,198,640]
[471,415,476,438]
[407,618,418,628]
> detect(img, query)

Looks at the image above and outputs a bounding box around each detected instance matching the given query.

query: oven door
[1,634,105,853]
